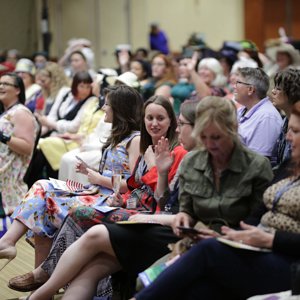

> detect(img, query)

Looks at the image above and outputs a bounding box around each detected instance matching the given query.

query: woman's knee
[84,224,109,245]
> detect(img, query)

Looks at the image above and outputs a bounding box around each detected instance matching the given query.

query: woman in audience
[188,53,228,100]
[170,57,195,115]
[0,73,38,216]
[27,71,96,186]
[130,59,151,88]
[0,85,142,268]
[25,96,273,300]
[271,68,300,167]
[15,58,42,113]
[130,100,300,300]
[143,53,177,100]
[35,62,69,115]
[8,100,197,295]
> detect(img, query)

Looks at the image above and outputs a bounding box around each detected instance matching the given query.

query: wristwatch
[0,131,11,144]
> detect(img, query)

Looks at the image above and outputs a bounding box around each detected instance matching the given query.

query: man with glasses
[234,67,282,161]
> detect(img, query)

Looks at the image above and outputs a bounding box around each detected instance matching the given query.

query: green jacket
[179,143,273,228]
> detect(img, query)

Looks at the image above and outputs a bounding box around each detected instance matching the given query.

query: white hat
[115,44,131,52]
[266,43,300,65]
[15,58,36,75]
[106,72,140,88]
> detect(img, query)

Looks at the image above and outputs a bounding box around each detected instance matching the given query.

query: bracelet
[0,131,11,144]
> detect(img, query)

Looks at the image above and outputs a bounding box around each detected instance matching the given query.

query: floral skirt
[11,179,112,237]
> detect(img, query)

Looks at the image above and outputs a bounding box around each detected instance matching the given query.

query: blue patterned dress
[11,131,139,237]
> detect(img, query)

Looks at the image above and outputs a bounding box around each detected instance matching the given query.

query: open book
[217,237,271,252]
[49,178,99,195]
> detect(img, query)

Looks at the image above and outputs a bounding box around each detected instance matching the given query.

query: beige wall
[0,0,38,57]
[0,0,244,68]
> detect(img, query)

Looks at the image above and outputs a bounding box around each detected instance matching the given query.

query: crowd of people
[1,30,300,300]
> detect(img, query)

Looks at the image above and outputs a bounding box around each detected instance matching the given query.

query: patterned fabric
[260,177,300,233]
[41,215,113,297]
[0,104,38,215]
[11,131,140,237]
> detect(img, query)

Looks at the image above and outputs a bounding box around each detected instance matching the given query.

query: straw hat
[106,71,139,88]
[266,43,300,65]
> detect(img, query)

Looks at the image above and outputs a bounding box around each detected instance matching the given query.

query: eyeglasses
[177,120,192,128]
[235,80,252,87]
[0,82,17,88]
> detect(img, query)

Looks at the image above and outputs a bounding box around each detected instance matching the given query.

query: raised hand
[155,137,174,175]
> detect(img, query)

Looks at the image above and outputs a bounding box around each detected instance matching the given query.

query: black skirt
[105,223,179,275]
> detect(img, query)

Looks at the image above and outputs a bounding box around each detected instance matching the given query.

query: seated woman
[170,56,195,116]
[25,96,273,300]
[0,72,38,216]
[142,53,177,100]
[0,85,142,269]
[27,71,97,186]
[15,58,42,113]
[8,100,197,295]
[129,102,300,300]
[188,54,228,100]
[34,62,70,116]
[270,68,300,167]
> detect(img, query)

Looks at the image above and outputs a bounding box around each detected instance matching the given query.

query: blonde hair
[192,96,239,146]
[39,62,69,99]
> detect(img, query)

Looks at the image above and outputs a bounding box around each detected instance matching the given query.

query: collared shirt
[237,97,283,157]
[178,143,273,228]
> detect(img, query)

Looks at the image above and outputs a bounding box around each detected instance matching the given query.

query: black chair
[23,117,41,188]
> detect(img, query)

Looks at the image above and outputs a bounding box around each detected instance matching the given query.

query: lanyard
[272,176,300,212]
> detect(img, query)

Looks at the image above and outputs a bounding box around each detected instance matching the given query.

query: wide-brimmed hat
[106,71,139,88]
[15,58,36,75]
[266,43,300,65]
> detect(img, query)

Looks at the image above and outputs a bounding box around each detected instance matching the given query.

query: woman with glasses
[0,85,142,270]
[0,72,38,215]
[24,97,273,300]
[270,68,300,168]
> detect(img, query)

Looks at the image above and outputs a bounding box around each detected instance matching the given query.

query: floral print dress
[0,104,38,216]
[11,131,140,237]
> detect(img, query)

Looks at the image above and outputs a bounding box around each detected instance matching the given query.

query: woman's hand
[172,212,195,236]
[144,145,156,170]
[106,193,123,207]
[221,221,275,249]
[155,137,174,175]
[75,161,88,175]
[86,168,102,185]
[186,51,199,73]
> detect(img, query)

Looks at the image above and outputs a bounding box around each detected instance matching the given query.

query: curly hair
[39,62,69,99]
[274,68,300,105]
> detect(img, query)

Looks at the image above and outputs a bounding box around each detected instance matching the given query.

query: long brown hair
[140,95,178,154]
[103,85,143,149]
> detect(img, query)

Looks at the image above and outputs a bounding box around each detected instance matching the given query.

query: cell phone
[177,226,201,235]
[75,156,89,168]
